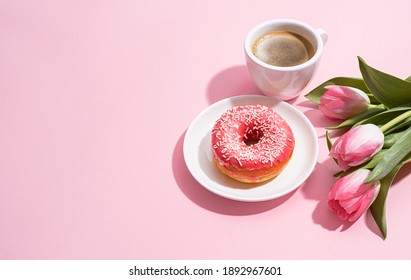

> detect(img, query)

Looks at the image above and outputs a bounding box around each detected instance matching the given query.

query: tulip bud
[319,85,370,120]
[329,124,384,171]
[328,169,380,221]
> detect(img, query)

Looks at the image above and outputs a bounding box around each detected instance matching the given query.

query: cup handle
[316,28,328,45]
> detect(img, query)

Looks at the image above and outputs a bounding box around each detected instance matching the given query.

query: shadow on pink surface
[206,65,261,104]
[304,160,411,240]
[206,65,301,105]
[300,158,356,232]
[297,99,344,134]
[287,98,359,233]
[365,164,411,238]
[299,98,411,239]
[172,131,295,215]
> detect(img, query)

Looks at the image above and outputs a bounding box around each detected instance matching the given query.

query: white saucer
[183,95,318,202]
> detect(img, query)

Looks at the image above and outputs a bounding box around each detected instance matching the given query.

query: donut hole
[243,129,262,146]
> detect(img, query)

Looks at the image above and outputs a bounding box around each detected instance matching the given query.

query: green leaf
[326,130,339,166]
[333,170,344,178]
[370,153,411,239]
[366,126,411,183]
[325,130,333,151]
[305,77,369,104]
[383,116,411,135]
[367,93,380,104]
[333,149,388,179]
[353,105,411,128]
[383,131,407,148]
[406,76,411,82]
[327,104,386,130]
[358,57,411,108]
[362,150,388,169]
[370,166,398,239]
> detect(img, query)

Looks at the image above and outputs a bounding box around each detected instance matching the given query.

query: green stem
[380,110,411,133]
[368,104,379,109]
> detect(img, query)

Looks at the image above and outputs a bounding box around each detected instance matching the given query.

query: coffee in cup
[244,19,328,100]
[251,31,315,67]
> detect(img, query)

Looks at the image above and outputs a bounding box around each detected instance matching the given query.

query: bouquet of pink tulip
[306,57,411,239]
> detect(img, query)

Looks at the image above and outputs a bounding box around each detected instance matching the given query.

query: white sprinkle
[211,105,295,167]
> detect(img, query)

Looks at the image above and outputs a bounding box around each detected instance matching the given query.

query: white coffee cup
[244,19,328,100]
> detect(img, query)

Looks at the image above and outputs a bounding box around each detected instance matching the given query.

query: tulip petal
[328,199,338,211]
[329,124,384,170]
[324,85,370,103]
[337,208,349,220]
[327,169,381,222]
[348,186,380,221]
[339,195,363,214]
[320,86,370,120]
[333,169,370,200]
[328,176,346,200]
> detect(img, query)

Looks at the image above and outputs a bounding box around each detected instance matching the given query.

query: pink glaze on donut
[211,105,295,182]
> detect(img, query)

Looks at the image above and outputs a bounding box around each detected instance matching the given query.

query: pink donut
[211,105,295,183]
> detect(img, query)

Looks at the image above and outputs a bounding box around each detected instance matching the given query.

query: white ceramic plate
[183,95,318,202]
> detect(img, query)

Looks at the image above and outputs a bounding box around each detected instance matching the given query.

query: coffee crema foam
[252,31,315,67]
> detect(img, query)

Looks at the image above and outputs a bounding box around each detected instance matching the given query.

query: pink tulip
[328,169,380,221]
[319,85,370,120]
[330,124,384,171]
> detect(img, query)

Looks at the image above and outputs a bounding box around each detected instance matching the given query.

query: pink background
[1,0,411,259]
